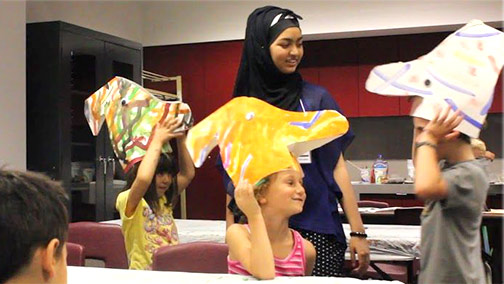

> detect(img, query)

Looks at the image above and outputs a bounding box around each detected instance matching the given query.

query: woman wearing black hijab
[217,6,370,277]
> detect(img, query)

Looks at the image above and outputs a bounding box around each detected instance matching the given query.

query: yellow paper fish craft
[84,76,193,172]
[186,97,349,186]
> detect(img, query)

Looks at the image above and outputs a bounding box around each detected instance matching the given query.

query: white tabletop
[67,266,403,283]
[102,219,420,259]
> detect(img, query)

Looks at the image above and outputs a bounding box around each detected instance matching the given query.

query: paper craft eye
[121,99,127,106]
[246,112,255,120]
[424,79,431,87]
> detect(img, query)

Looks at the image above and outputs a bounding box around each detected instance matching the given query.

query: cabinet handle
[107,157,116,176]
[99,156,108,175]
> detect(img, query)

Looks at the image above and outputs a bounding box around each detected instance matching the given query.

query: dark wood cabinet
[27,21,142,221]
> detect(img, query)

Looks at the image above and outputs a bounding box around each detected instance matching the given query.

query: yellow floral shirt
[116,189,179,270]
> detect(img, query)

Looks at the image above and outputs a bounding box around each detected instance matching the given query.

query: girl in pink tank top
[226,170,316,280]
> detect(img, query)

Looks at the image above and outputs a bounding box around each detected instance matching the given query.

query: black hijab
[233,6,303,111]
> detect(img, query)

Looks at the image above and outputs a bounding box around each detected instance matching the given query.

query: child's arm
[225,194,235,229]
[175,134,195,193]
[303,239,316,276]
[125,117,183,217]
[225,180,275,280]
[414,109,463,200]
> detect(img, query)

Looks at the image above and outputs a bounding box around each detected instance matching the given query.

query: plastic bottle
[360,166,370,183]
[372,154,388,184]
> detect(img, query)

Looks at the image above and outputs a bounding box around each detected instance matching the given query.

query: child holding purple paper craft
[365,19,504,283]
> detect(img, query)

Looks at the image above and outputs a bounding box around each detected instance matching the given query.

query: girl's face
[155,172,173,197]
[261,169,306,215]
[269,27,303,74]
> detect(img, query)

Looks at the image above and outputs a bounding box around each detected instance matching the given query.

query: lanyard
[299,99,306,113]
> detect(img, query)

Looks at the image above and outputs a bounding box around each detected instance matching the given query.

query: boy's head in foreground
[410,97,473,163]
[0,169,69,284]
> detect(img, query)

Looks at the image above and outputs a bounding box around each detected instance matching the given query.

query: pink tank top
[227,228,306,276]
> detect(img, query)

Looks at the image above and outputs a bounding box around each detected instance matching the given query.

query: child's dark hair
[0,169,69,283]
[124,153,179,214]
[459,133,471,144]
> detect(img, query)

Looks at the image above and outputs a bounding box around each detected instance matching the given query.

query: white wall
[26,1,144,43]
[26,1,502,46]
[0,1,26,170]
[141,0,503,46]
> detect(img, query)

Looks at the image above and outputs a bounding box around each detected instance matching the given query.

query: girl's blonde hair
[253,172,279,200]
[236,172,278,224]
[470,138,486,152]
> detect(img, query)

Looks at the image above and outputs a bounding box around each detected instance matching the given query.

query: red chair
[66,242,85,266]
[152,242,229,273]
[357,200,390,208]
[68,222,128,269]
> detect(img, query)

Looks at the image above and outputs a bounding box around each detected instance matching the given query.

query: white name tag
[297,151,312,164]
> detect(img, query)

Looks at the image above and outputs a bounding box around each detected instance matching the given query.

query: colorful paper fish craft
[84,76,193,172]
[365,19,504,138]
[185,97,349,186]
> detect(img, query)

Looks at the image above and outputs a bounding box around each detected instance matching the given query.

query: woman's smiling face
[269,27,304,74]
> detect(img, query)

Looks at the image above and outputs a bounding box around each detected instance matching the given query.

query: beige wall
[141,0,503,46]
[4,1,502,171]
[26,1,144,43]
[0,1,26,170]
[26,1,503,46]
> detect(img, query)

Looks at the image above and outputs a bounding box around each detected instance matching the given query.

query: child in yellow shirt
[116,117,195,269]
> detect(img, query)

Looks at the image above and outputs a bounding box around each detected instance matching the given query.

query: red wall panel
[319,66,359,117]
[203,41,243,116]
[357,37,401,117]
[144,44,206,122]
[298,67,319,85]
[313,39,360,117]
[186,41,243,219]
[490,71,503,113]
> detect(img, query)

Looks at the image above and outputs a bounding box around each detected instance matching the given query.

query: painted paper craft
[186,97,349,186]
[84,76,193,172]
[365,19,504,138]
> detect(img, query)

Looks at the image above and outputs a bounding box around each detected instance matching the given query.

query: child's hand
[419,107,463,143]
[234,179,261,218]
[152,116,183,145]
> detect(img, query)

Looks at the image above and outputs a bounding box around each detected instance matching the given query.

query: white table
[103,219,420,259]
[67,266,402,283]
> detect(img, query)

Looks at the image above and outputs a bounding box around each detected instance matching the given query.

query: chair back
[68,221,128,269]
[66,242,85,266]
[394,207,424,225]
[152,242,228,273]
[357,200,390,208]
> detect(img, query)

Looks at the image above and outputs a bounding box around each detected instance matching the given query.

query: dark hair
[124,153,179,215]
[0,169,69,283]
[459,133,471,144]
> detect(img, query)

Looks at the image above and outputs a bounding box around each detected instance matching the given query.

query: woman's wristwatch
[349,231,368,238]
